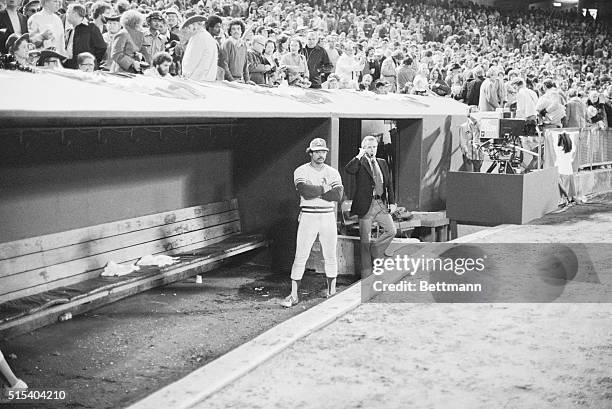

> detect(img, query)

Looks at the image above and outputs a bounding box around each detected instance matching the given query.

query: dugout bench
[0,199,267,339]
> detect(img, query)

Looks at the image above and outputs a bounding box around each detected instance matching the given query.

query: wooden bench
[0,199,267,338]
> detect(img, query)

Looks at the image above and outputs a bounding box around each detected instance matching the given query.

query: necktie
[370,158,384,196]
[66,28,74,59]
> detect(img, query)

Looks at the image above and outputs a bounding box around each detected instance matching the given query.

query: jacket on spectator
[362,58,381,81]
[0,9,28,54]
[465,76,483,106]
[182,29,218,82]
[380,56,398,92]
[300,44,332,89]
[111,28,149,73]
[563,97,587,128]
[64,20,107,69]
[247,49,268,85]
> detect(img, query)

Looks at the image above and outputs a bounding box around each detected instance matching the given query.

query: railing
[576,127,612,171]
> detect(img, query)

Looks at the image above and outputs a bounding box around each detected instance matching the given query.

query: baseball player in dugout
[280,138,344,308]
[345,135,397,277]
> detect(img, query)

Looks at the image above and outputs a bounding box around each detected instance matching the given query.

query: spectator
[334,40,364,88]
[479,66,501,112]
[36,47,66,68]
[262,38,278,85]
[142,11,167,66]
[300,30,332,89]
[359,73,374,91]
[221,19,249,82]
[164,7,181,37]
[76,50,94,71]
[0,0,28,54]
[466,65,484,107]
[429,66,451,97]
[563,88,587,128]
[5,32,29,66]
[181,14,218,82]
[90,1,111,35]
[380,49,402,92]
[362,46,381,82]
[396,56,415,93]
[21,0,40,20]
[247,34,270,85]
[111,10,149,73]
[536,78,566,128]
[63,3,106,69]
[27,0,64,52]
[101,13,120,69]
[144,50,172,77]
[280,37,307,86]
[323,33,339,72]
[205,14,224,81]
[512,77,538,121]
[586,91,608,129]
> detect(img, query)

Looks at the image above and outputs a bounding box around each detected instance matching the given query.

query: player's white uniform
[290,163,343,280]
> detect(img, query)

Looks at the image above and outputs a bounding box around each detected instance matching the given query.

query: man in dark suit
[0,0,28,54]
[63,3,106,69]
[345,135,397,276]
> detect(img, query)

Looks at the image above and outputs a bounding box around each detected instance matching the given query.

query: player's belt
[301,206,335,213]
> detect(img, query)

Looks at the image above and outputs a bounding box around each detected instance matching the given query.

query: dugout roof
[0,70,468,126]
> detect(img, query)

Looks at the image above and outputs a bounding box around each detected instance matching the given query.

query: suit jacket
[64,20,107,69]
[0,9,28,54]
[345,155,395,217]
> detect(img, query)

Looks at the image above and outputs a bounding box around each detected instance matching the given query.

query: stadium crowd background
[0,0,610,126]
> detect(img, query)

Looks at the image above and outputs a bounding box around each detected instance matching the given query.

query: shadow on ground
[0,254,357,409]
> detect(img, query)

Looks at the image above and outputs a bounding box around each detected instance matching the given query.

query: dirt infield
[196,193,612,409]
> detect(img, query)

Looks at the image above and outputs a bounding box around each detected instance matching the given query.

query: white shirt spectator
[182,29,218,82]
[28,9,65,53]
[515,87,538,119]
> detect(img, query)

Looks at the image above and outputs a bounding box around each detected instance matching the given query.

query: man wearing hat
[163,7,180,37]
[142,11,166,66]
[21,0,40,19]
[0,0,28,54]
[181,14,217,82]
[281,138,344,307]
[36,47,66,68]
[101,13,120,69]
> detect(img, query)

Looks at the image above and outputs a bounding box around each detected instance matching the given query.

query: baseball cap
[147,11,165,22]
[306,138,329,153]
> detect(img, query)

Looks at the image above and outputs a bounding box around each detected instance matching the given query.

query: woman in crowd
[429,66,451,97]
[111,10,149,73]
[6,33,31,67]
[279,36,307,86]
[262,39,279,85]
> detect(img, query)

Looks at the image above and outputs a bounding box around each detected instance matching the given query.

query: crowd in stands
[1,0,611,127]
